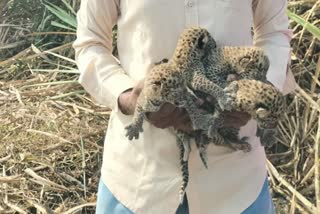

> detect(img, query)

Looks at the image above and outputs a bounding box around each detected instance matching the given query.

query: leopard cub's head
[237,48,270,81]
[173,27,216,64]
[145,64,184,103]
[254,94,287,129]
[255,107,279,129]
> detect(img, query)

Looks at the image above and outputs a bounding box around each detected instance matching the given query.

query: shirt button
[187,1,194,7]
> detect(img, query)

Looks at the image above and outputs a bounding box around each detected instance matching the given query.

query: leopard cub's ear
[238,56,251,67]
[197,33,209,49]
[256,108,270,118]
[154,58,169,65]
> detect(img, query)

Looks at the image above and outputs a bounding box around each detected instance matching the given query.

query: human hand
[118,79,199,132]
[118,80,144,115]
[146,103,195,133]
[221,111,251,128]
[205,96,251,128]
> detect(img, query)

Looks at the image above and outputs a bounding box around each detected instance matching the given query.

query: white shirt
[73,0,296,213]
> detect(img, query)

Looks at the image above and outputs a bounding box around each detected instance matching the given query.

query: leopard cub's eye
[152,81,161,86]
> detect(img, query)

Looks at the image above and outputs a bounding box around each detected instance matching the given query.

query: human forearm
[73,0,135,110]
[118,89,135,115]
[254,33,291,91]
[253,0,292,91]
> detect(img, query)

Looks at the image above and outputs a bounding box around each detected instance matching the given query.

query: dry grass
[265,1,320,213]
[0,2,107,209]
[0,0,320,213]
[0,61,110,212]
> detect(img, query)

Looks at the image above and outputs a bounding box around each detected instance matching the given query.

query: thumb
[132,80,144,96]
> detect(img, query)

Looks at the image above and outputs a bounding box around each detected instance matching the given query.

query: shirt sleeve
[73,0,135,111]
[252,0,292,92]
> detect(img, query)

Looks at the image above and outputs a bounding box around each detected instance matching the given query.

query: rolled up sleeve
[73,0,135,110]
[252,0,292,92]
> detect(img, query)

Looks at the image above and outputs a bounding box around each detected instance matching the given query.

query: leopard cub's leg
[176,130,192,162]
[229,138,251,152]
[211,128,251,152]
[207,107,224,138]
[257,128,278,148]
[209,129,230,148]
[219,80,240,111]
[125,104,145,140]
[167,90,215,131]
[181,93,218,131]
[194,131,210,169]
[191,72,235,111]
[219,128,251,152]
[125,94,162,140]
[176,132,189,204]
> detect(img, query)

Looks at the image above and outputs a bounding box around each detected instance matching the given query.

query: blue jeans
[95,177,275,214]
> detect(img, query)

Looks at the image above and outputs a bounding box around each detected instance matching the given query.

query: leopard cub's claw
[125,124,143,141]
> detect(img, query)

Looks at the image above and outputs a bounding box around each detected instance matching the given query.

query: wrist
[118,88,134,115]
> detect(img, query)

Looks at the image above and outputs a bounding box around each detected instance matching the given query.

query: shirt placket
[185,0,199,27]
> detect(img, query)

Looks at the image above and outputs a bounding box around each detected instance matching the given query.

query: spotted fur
[125,26,286,203]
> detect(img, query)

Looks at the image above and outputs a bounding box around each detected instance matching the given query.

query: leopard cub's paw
[238,137,252,152]
[217,93,236,111]
[232,142,251,153]
[125,124,143,141]
[224,80,240,94]
[260,134,277,148]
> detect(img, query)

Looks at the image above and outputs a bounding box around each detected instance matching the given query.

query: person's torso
[101,1,269,213]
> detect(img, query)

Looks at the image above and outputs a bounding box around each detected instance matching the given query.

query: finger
[157,103,176,116]
[223,115,250,128]
[132,80,145,96]
[147,112,171,127]
[180,112,191,124]
[172,110,190,127]
[223,118,243,128]
[222,112,251,126]
[223,111,251,118]
[223,120,242,128]
[172,108,193,132]
[162,108,186,127]
[155,108,189,129]
[172,107,188,119]
[153,123,171,129]
[146,112,165,124]
[152,118,173,129]
[146,104,176,121]
[174,120,194,133]
[153,108,182,128]
[223,122,246,129]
